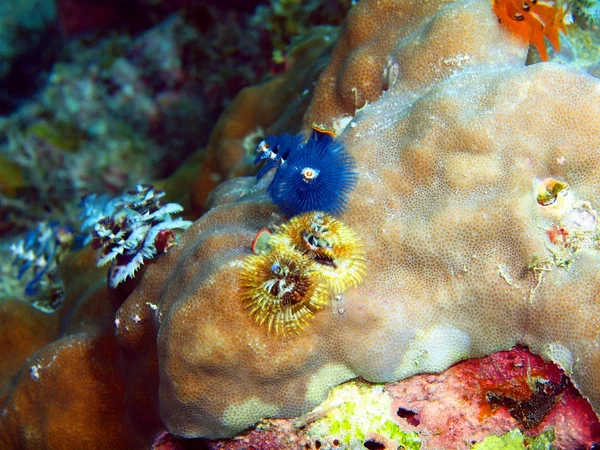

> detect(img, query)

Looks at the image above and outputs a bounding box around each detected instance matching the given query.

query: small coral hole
[396,407,421,426]
[363,439,386,450]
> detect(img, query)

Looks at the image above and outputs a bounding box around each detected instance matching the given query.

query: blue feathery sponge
[255,127,357,216]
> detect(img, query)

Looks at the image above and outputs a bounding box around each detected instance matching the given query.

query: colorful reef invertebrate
[491,0,571,61]
[254,134,304,180]
[241,212,365,335]
[85,184,191,288]
[270,211,366,292]
[7,221,74,311]
[256,127,357,217]
[241,247,330,335]
[535,177,572,221]
[78,193,123,245]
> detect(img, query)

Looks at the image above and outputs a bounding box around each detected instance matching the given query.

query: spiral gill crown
[269,212,366,293]
[241,247,329,335]
[241,212,366,335]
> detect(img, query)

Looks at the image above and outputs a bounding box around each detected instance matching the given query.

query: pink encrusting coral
[199,346,600,449]
[388,346,600,449]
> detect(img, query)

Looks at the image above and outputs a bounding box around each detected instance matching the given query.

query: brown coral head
[241,248,329,335]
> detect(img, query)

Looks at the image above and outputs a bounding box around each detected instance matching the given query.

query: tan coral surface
[304,0,525,129]
[117,0,600,439]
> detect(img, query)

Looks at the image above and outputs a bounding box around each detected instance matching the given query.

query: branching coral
[0,12,228,236]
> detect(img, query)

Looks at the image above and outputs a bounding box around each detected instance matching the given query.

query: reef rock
[117,0,600,440]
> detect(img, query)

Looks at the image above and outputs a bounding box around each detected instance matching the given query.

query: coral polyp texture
[85,184,191,287]
[113,0,600,443]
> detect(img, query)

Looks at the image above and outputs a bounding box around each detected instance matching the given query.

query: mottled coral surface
[1,0,600,447]
[388,346,600,449]
[116,0,600,440]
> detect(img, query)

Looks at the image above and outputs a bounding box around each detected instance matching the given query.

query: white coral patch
[305,364,357,406]
[541,342,574,376]
[221,397,280,432]
[394,325,471,379]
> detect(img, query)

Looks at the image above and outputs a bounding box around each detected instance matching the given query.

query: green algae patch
[298,379,420,449]
[472,427,555,450]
